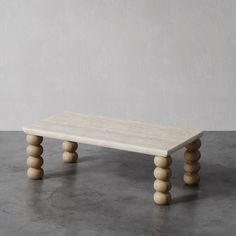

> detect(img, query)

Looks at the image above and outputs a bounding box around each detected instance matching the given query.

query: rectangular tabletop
[23,112,203,157]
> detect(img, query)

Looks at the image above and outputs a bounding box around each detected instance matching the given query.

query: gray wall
[0,0,236,130]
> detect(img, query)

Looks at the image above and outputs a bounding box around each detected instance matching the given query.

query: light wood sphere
[26,135,43,145]
[63,151,78,163]
[27,167,44,180]
[184,162,200,174]
[185,139,201,151]
[183,173,200,185]
[62,141,78,152]
[154,180,171,193]
[184,150,201,163]
[154,167,172,181]
[27,145,43,157]
[27,156,43,168]
[154,156,172,168]
[153,192,171,205]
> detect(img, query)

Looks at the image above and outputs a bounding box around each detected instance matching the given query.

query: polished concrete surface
[0,131,235,236]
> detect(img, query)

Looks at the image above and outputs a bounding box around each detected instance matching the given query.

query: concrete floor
[0,131,235,236]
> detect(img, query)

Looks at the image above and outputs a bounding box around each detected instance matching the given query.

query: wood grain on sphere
[62,141,78,152]
[27,156,43,168]
[27,145,43,157]
[184,173,200,185]
[184,162,200,173]
[184,150,201,163]
[154,156,172,168]
[27,167,44,180]
[154,180,171,193]
[185,139,201,151]
[153,192,171,205]
[63,151,78,163]
[154,168,172,181]
[26,135,43,145]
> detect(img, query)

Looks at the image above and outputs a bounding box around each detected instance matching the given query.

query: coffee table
[23,112,203,205]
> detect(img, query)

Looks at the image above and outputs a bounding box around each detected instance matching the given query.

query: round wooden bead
[184,150,201,163]
[184,173,200,185]
[154,180,171,193]
[185,139,201,151]
[153,192,171,205]
[154,168,172,181]
[27,167,44,180]
[27,156,43,168]
[27,145,43,157]
[62,141,78,152]
[63,151,78,163]
[184,162,200,174]
[154,156,172,168]
[26,135,43,145]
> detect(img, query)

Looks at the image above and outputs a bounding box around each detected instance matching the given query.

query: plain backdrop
[0,0,235,130]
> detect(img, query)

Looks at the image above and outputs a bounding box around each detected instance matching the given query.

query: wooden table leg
[184,139,201,185]
[26,135,44,180]
[62,141,78,163]
[153,155,172,205]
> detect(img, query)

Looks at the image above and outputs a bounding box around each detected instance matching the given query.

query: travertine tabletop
[23,112,203,157]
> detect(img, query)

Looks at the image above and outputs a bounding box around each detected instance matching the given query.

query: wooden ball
[27,156,43,168]
[153,192,171,205]
[154,180,171,193]
[154,156,172,168]
[185,139,201,151]
[184,162,200,174]
[184,173,200,185]
[184,150,201,163]
[26,135,43,145]
[62,141,78,152]
[63,151,78,163]
[27,145,43,157]
[27,168,44,180]
[154,168,172,181]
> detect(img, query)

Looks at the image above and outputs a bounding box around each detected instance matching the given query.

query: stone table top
[23,112,203,157]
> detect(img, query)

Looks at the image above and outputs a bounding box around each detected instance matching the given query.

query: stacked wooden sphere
[26,135,44,180]
[153,155,172,205]
[62,141,78,163]
[184,139,201,185]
